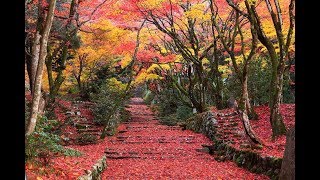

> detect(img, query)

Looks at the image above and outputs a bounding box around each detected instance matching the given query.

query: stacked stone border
[77,155,107,180]
[182,111,282,180]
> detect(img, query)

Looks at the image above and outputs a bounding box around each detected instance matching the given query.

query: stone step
[217,111,239,117]
[81,132,102,136]
[77,128,101,132]
[74,121,95,126]
[74,123,94,129]
[118,130,128,133]
[104,150,207,157]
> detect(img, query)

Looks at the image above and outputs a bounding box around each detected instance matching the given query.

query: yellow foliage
[174,54,184,63]
[218,65,232,79]
[107,77,127,91]
[146,64,171,73]
[184,3,211,22]
[134,70,162,85]
[134,71,148,85]
[202,57,210,65]
[138,0,165,9]
[247,0,257,5]
[120,54,132,68]
[146,73,161,81]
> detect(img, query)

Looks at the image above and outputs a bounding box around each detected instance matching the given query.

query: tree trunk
[49,46,68,97]
[46,62,54,94]
[279,126,295,180]
[242,73,258,120]
[236,94,263,146]
[30,32,41,94]
[38,93,47,115]
[239,109,263,145]
[270,65,287,138]
[25,56,32,91]
[212,40,224,110]
[239,67,262,145]
[76,54,84,91]
[46,0,77,97]
[26,0,57,136]
[76,76,81,90]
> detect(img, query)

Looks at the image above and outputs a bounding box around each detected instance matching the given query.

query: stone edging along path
[77,155,107,180]
[81,98,268,179]
[181,111,282,179]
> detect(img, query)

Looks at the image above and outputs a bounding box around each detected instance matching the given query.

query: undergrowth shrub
[157,89,178,116]
[143,90,155,105]
[25,116,81,165]
[176,105,193,120]
[91,78,131,135]
[152,88,195,125]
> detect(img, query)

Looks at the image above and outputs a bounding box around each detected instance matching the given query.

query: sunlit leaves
[138,0,166,9]
[134,70,163,85]
[184,3,211,22]
[146,64,171,73]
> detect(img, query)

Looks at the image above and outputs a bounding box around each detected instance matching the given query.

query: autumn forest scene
[25,0,295,179]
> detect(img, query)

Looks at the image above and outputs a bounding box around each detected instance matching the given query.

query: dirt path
[101,98,268,179]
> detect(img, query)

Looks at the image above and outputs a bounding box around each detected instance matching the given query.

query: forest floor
[26,96,294,179]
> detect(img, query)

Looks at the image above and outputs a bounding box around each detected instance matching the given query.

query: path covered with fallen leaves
[101,98,268,179]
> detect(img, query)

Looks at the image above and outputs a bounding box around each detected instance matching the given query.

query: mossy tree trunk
[239,0,295,138]
[26,0,57,136]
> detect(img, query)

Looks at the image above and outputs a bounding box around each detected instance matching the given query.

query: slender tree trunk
[212,37,224,110]
[242,72,258,120]
[195,63,206,113]
[270,64,287,138]
[38,93,47,115]
[30,32,41,94]
[45,56,54,94]
[76,54,84,91]
[236,100,263,146]
[239,59,261,145]
[279,126,295,180]
[26,0,57,136]
[187,63,203,113]
[25,56,32,91]
[76,76,81,90]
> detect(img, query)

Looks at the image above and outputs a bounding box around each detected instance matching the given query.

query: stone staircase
[215,111,251,148]
[60,100,102,144]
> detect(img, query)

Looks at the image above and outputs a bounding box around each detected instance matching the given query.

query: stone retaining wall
[183,111,282,180]
[77,155,107,180]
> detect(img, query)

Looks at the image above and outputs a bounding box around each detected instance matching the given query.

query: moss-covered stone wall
[183,111,282,179]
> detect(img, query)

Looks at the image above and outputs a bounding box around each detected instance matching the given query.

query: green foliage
[248,57,272,105]
[151,87,194,125]
[25,116,82,163]
[159,114,179,126]
[157,88,178,116]
[143,89,155,105]
[225,57,295,106]
[119,108,131,122]
[68,86,80,94]
[91,77,130,133]
[282,73,295,103]
[176,105,193,120]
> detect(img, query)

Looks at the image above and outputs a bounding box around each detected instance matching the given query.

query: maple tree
[225,0,295,138]
[25,0,295,179]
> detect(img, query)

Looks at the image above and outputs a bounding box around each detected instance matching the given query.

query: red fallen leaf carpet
[101,98,268,179]
[26,97,284,179]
